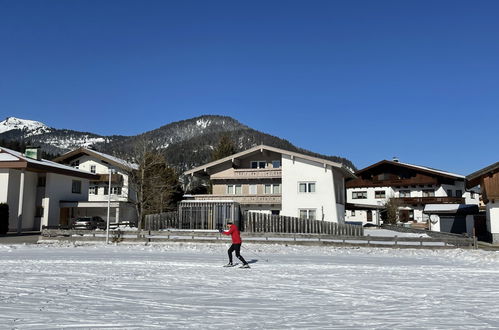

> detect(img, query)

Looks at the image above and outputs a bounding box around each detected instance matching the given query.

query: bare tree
[127,137,183,230]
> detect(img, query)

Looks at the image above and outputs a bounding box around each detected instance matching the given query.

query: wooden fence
[145,211,179,231]
[244,212,364,236]
[144,211,363,236]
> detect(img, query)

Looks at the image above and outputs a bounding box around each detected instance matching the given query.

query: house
[467,162,499,243]
[0,146,98,232]
[53,148,139,225]
[345,159,480,235]
[184,145,355,223]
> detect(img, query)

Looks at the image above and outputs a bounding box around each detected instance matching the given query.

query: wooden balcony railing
[91,173,123,184]
[191,194,282,205]
[395,197,465,205]
[213,168,282,180]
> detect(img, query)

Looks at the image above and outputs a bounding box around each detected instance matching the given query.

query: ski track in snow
[0,243,499,329]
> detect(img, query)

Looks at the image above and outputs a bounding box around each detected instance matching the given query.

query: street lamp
[106,168,116,244]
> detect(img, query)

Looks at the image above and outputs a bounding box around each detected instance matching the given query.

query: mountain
[0,117,52,136]
[0,115,356,171]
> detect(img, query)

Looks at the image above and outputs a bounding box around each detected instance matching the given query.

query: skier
[219,222,250,268]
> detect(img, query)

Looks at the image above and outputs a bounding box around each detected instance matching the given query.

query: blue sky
[1,0,498,174]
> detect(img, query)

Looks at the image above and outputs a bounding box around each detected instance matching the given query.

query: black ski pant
[228,244,248,265]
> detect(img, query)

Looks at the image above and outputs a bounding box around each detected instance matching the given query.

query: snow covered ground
[1,242,499,329]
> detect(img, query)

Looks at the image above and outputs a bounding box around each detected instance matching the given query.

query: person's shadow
[247,259,258,264]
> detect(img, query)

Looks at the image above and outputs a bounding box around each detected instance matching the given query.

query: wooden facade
[346,161,460,189]
[467,162,499,204]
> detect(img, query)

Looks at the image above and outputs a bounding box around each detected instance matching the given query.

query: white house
[345,159,480,235]
[467,162,499,243]
[0,146,98,232]
[53,148,139,225]
[184,145,355,223]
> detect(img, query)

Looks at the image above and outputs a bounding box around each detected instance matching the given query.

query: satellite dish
[430,214,439,224]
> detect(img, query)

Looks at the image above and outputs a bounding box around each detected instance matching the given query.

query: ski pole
[243,245,269,262]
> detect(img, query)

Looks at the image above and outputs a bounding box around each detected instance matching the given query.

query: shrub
[0,203,9,234]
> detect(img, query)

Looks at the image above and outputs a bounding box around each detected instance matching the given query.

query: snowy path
[1,243,499,329]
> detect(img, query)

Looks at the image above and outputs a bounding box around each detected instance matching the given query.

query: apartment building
[0,146,97,232]
[467,162,499,243]
[53,148,138,224]
[345,159,479,234]
[184,145,355,223]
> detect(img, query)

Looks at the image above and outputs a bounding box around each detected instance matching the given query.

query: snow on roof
[84,148,139,170]
[0,146,97,176]
[424,203,478,214]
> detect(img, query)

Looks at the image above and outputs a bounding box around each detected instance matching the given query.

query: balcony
[213,168,282,180]
[91,173,123,184]
[191,194,282,205]
[395,197,465,205]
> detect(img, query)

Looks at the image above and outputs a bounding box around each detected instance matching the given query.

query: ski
[223,263,238,267]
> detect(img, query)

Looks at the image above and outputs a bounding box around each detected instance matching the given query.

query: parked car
[72,216,106,230]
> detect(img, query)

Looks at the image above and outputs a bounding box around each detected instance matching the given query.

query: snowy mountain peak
[0,117,52,136]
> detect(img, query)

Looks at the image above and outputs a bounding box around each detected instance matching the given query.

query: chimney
[25,146,41,161]
[392,157,399,163]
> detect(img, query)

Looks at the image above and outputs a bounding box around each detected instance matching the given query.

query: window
[447,189,453,197]
[249,184,257,195]
[299,182,316,193]
[70,160,80,169]
[375,190,386,199]
[352,191,367,199]
[72,180,82,194]
[272,160,281,168]
[227,184,242,195]
[399,190,411,198]
[299,209,316,220]
[455,190,462,197]
[422,189,435,197]
[265,184,281,194]
[251,161,266,169]
[351,210,356,216]
[470,191,475,199]
[89,186,98,195]
[112,187,122,195]
[90,165,96,174]
[104,186,109,195]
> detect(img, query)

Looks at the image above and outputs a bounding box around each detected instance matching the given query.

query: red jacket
[222,224,242,244]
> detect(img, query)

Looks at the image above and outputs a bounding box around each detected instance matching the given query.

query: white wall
[281,155,343,222]
[73,155,135,203]
[44,173,90,227]
[487,201,499,243]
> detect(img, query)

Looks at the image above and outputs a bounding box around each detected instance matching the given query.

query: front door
[59,208,70,227]
[367,210,373,222]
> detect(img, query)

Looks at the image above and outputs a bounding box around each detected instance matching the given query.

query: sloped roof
[0,146,98,179]
[184,144,355,178]
[53,147,139,171]
[354,160,465,180]
[466,162,499,188]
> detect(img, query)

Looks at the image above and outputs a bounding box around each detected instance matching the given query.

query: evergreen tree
[211,134,237,161]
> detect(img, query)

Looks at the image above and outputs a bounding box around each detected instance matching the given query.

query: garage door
[439,216,466,234]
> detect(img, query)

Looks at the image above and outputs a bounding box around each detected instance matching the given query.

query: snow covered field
[1,242,499,329]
